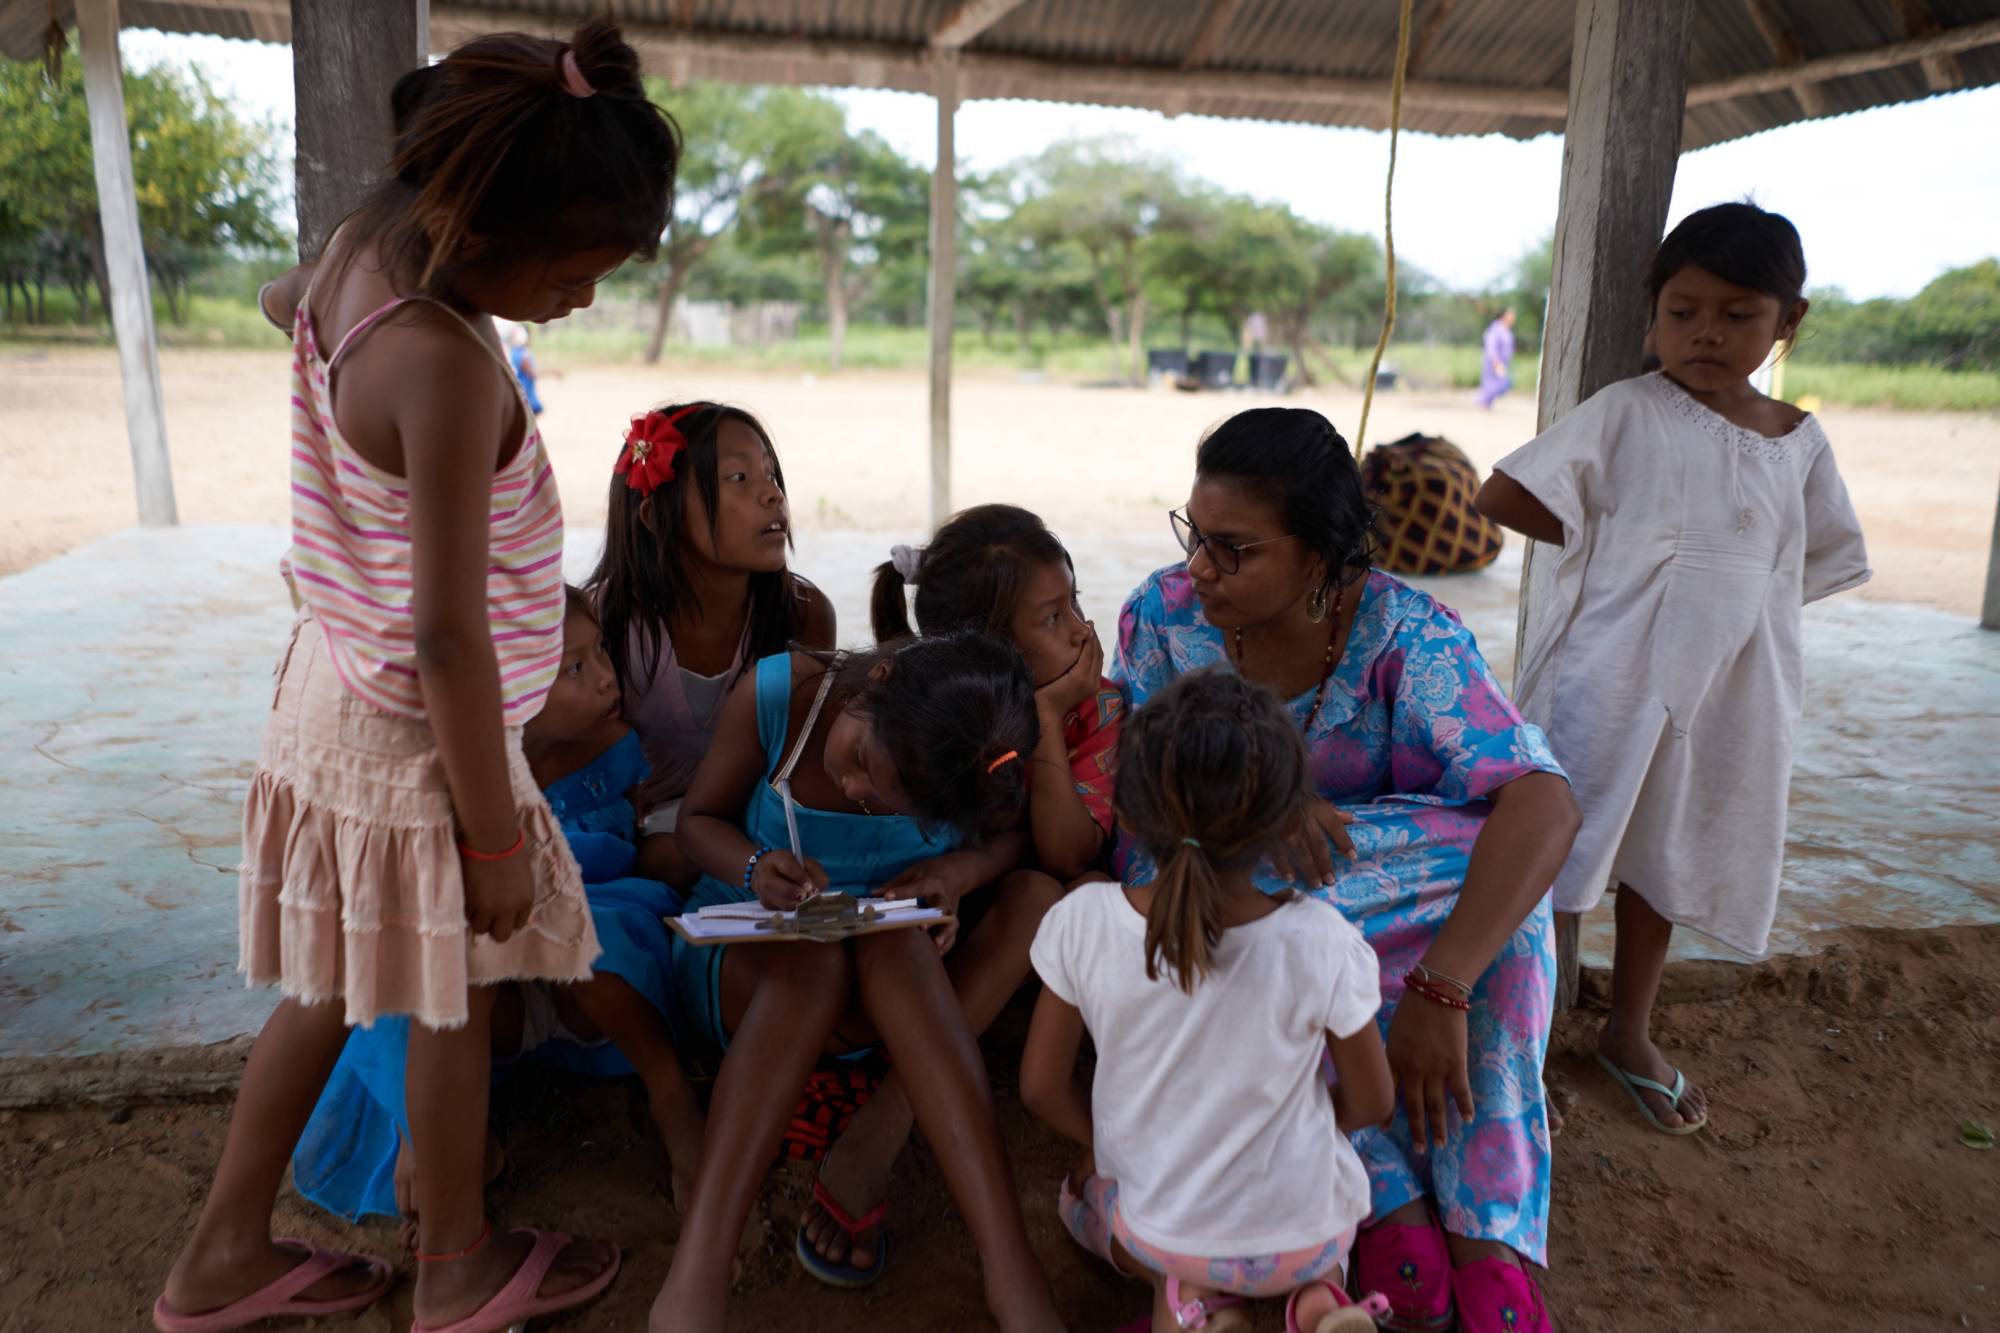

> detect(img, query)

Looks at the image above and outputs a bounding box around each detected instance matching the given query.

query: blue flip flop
[1596,1053,1707,1135]
[794,1179,890,1288]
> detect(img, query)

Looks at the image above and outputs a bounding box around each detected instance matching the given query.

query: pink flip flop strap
[412,1228,620,1333]
[811,1179,888,1236]
[1167,1275,1246,1329]
[152,1242,383,1332]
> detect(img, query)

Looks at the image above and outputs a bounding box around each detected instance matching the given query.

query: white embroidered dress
[1495,372,1870,955]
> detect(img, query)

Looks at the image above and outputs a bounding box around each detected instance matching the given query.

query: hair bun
[566,17,643,96]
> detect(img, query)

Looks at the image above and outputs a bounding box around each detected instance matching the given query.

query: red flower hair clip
[616,405,705,496]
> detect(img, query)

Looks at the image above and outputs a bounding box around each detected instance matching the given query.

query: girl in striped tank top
[156,21,678,1333]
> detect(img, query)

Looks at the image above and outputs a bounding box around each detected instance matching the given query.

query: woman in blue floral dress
[1114,408,1580,1333]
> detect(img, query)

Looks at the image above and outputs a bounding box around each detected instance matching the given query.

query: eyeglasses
[1169,509,1297,576]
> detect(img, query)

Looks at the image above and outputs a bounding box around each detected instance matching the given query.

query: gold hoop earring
[1306,585,1329,623]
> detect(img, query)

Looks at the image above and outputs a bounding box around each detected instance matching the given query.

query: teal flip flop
[1596,1052,1707,1135]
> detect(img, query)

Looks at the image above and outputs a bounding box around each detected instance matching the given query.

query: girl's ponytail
[870,559,917,643]
[1144,837,1227,993]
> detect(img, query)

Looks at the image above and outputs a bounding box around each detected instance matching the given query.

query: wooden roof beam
[1893,0,1966,91]
[932,0,1029,50]
[1742,0,1826,118]
[1180,0,1245,70]
[1687,13,2000,105]
[1406,0,1458,76]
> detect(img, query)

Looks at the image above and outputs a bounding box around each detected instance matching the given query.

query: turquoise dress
[292,731,684,1222]
[671,652,956,1057]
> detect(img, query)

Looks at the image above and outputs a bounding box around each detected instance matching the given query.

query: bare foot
[161,1237,383,1321]
[393,1130,506,1251]
[412,1227,617,1329]
[1290,1275,1375,1333]
[798,1092,907,1272]
[649,1269,726,1333]
[1597,1025,1708,1129]
[646,1081,707,1220]
[1544,1080,1566,1137]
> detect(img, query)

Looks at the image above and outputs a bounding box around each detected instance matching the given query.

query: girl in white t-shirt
[1023,668,1395,1333]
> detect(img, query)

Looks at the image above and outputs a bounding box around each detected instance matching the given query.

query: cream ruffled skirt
[238,614,598,1029]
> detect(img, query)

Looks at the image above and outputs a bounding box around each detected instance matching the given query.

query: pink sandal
[410,1228,619,1333]
[1351,1219,1454,1332]
[1286,1278,1392,1333]
[1449,1258,1552,1333]
[151,1240,393,1332]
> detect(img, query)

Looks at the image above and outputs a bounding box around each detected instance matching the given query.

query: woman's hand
[462,849,535,943]
[1386,990,1474,1150]
[1035,628,1104,721]
[878,851,983,916]
[1283,797,1357,887]
[751,849,827,910]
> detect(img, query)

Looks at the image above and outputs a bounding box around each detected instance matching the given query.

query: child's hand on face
[753,849,827,910]
[1035,626,1103,720]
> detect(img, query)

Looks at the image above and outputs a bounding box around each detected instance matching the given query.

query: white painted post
[1519,0,1693,1006]
[925,51,960,531]
[76,0,177,528]
[1981,486,2000,631]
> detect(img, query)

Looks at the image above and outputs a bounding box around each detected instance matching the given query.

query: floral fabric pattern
[1112,564,1564,1265]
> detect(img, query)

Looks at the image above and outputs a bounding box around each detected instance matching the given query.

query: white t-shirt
[1030,881,1381,1255]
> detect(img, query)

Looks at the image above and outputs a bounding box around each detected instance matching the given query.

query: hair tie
[890,544,924,583]
[985,750,1019,774]
[1180,837,1203,849]
[559,48,595,98]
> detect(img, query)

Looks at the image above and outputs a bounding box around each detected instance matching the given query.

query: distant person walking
[1477,308,1517,408]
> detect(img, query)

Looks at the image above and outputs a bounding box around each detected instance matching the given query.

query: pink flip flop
[410,1228,619,1333]
[1165,1275,1247,1329]
[152,1240,393,1332]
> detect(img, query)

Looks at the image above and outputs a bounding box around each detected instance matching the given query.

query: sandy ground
[0,924,1995,1332]
[2,347,1996,617]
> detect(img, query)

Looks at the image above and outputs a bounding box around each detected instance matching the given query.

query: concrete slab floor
[2,526,1994,1059]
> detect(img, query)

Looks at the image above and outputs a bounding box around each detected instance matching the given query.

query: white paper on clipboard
[670,896,948,943]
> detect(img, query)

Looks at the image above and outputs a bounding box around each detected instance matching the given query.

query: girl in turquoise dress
[649,634,1064,1333]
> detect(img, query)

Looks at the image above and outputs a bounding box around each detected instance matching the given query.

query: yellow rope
[1354,0,1416,457]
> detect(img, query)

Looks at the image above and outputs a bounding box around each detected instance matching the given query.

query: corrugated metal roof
[5,0,1998,150]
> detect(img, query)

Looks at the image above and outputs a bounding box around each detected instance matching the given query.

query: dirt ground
[1,924,1994,1333]
[2,347,1996,617]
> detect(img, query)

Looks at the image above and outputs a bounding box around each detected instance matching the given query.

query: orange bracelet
[458,828,524,862]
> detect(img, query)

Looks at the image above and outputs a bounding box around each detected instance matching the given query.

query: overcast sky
[121,29,2000,299]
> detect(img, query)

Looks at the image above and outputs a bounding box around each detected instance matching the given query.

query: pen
[778,779,816,904]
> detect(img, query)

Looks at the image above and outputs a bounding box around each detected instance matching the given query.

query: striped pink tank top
[283,289,566,726]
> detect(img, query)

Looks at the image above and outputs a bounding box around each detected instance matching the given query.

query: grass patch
[8,291,1997,414]
[1782,361,2000,414]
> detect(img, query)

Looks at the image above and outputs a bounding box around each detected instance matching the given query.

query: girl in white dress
[1477,203,1870,1135]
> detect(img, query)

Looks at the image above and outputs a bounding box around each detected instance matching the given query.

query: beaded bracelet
[1412,961,1473,996]
[1403,970,1473,1012]
[742,846,773,894]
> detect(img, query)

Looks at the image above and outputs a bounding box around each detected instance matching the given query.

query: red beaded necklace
[1231,586,1350,734]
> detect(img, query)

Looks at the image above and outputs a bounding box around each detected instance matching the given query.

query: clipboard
[668,895,953,946]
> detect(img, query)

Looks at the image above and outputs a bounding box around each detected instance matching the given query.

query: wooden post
[1519,0,1693,1006]
[1980,486,2000,631]
[76,0,177,528]
[291,0,430,259]
[925,51,960,530]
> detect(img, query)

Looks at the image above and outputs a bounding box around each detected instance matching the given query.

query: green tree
[0,48,284,324]
[1013,139,1195,383]
[743,90,928,372]
[641,81,764,363]
[1904,259,2000,370]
